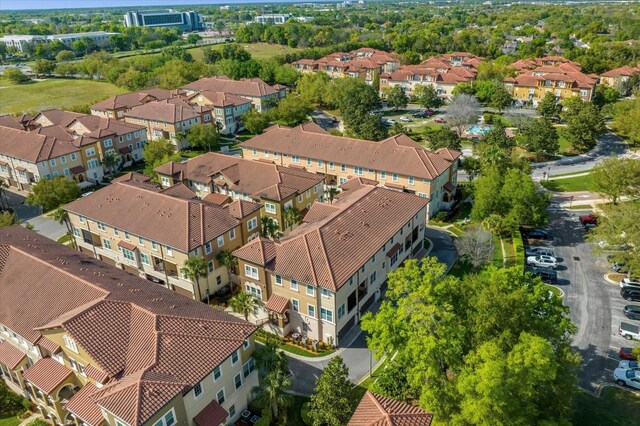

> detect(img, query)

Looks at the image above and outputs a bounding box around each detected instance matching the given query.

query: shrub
[301,402,313,425]
[433,211,449,222]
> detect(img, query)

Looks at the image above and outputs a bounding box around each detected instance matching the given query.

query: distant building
[0,32,117,53]
[254,14,291,24]
[123,9,203,31]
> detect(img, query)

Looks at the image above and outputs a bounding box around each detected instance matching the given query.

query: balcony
[152,257,179,278]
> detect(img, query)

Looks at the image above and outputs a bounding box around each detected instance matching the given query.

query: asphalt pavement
[425,226,457,269]
[4,188,66,241]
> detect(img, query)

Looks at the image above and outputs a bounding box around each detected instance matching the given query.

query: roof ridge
[303,234,319,286]
[314,228,336,290]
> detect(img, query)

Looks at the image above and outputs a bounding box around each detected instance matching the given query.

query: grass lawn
[0,77,126,114]
[57,234,71,244]
[492,235,504,267]
[121,43,302,63]
[503,238,517,267]
[0,414,20,426]
[540,173,594,192]
[573,387,640,425]
[558,135,581,156]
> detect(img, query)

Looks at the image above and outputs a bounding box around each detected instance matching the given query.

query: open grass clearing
[0,77,126,115]
[0,414,20,426]
[540,173,594,192]
[120,43,302,63]
[572,387,640,425]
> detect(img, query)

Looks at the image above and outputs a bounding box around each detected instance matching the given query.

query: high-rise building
[123,9,203,31]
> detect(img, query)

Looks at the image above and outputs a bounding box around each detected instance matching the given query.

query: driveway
[424,226,457,269]
[4,188,67,241]
[310,109,340,132]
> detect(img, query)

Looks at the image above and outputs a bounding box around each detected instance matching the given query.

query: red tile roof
[183,75,278,98]
[193,398,229,426]
[124,99,204,123]
[23,357,73,393]
[66,383,106,426]
[86,364,110,384]
[265,294,290,314]
[37,336,61,354]
[91,89,174,112]
[349,391,433,426]
[0,126,80,163]
[0,341,26,369]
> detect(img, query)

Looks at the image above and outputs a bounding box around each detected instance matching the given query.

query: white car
[618,360,639,370]
[526,247,555,257]
[386,119,397,125]
[526,255,558,269]
[613,367,640,389]
[620,278,640,289]
[399,116,413,122]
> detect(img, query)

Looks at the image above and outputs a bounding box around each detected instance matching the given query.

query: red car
[434,117,446,123]
[579,214,598,226]
[619,347,638,361]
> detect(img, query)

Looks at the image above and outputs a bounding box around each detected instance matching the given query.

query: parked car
[579,214,598,225]
[526,247,556,257]
[399,116,413,122]
[624,305,640,320]
[620,278,640,290]
[412,111,428,118]
[385,119,397,125]
[527,267,558,283]
[527,255,558,269]
[434,117,446,123]
[524,228,549,239]
[619,322,640,340]
[622,289,640,302]
[608,256,628,273]
[613,368,640,389]
[619,347,638,361]
[618,360,639,370]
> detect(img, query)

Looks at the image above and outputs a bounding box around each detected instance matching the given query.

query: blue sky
[0,0,305,11]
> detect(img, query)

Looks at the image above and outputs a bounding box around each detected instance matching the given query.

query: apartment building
[65,173,262,300]
[254,14,291,24]
[241,122,461,214]
[155,152,325,232]
[181,76,285,112]
[379,52,481,98]
[504,56,598,105]
[292,48,400,86]
[233,183,429,345]
[0,225,258,426]
[186,91,253,135]
[0,32,117,53]
[123,99,213,149]
[90,88,174,119]
[600,64,640,89]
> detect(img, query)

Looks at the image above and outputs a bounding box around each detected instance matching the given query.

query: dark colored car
[619,347,638,361]
[528,267,557,284]
[525,228,550,239]
[621,289,640,302]
[579,214,598,225]
[624,305,640,320]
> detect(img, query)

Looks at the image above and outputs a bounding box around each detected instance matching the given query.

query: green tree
[520,118,559,159]
[25,177,81,212]
[143,138,176,167]
[229,291,258,321]
[252,369,293,423]
[275,95,313,126]
[4,68,30,84]
[102,151,119,178]
[254,338,288,378]
[0,212,15,229]
[186,33,202,45]
[32,59,55,75]
[308,356,355,426]
[369,362,411,402]
[52,207,76,249]
[384,86,409,111]
[243,109,271,134]
[611,98,640,145]
[591,157,640,205]
[593,84,621,109]
[426,127,461,150]
[488,84,513,113]
[537,92,562,119]
[500,168,550,228]
[216,249,238,288]
[282,206,302,230]
[261,216,282,239]
[561,97,605,152]
[180,256,208,302]
[0,180,9,211]
[296,72,331,105]
[414,84,443,110]
[186,124,220,151]
[361,258,579,424]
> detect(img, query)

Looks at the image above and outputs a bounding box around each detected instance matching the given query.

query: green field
[540,173,594,192]
[573,387,640,425]
[0,414,20,426]
[0,77,126,115]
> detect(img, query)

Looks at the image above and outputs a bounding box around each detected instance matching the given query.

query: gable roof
[234,186,428,290]
[0,125,80,163]
[349,391,433,426]
[241,123,460,180]
[0,225,256,426]
[124,99,203,123]
[91,88,174,112]
[182,75,278,98]
[187,90,252,108]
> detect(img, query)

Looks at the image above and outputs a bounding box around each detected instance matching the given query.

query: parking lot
[525,207,638,393]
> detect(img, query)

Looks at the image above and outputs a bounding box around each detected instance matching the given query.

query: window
[392,173,398,182]
[243,340,250,350]
[246,283,262,299]
[138,237,144,246]
[103,139,113,148]
[338,304,346,319]
[360,265,365,273]
[292,155,300,164]
[113,228,118,237]
[97,222,105,231]
[231,350,239,365]
[306,285,314,296]
[313,185,318,194]
[253,148,258,157]
[208,260,214,273]
[229,228,236,240]
[292,299,299,312]
[126,133,132,140]
[193,382,203,398]
[214,235,223,248]
[216,389,225,404]
[306,158,312,166]
[321,288,330,298]
[370,271,377,284]
[140,253,150,265]
[409,176,415,185]
[64,335,78,353]
[50,159,56,166]
[341,164,346,172]
[317,160,324,167]
[234,373,242,390]
[248,217,258,231]
[161,177,170,186]
[85,148,95,156]
[205,242,212,254]
[307,305,316,318]
[297,194,303,203]
[229,405,236,419]
[152,241,158,251]
[354,166,363,176]
[61,156,67,164]
[320,308,333,322]
[121,248,135,262]
[153,409,176,426]
[245,265,259,279]
[329,162,334,170]
[275,275,282,286]
[166,247,173,257]
[213,366,222,381]
[371,254,376,263]
[103,239,112,250]
[70,153,77,161]
[265,203,276,214]
[124,231,130,241]
[290,280,298,291]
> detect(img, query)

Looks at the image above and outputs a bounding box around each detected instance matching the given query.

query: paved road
[4,189,66,241]
[425,226,457,269]
[310,109,341,132]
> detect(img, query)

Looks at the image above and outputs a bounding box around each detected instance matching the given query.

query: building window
[70,153,77,161]
[306,158,312,166]
[275,275,282,285]
[392,173,398,182]
[104,139,113,148]
[213,366,221,381]
[140,253,150,265]
[193,382,203,398]
[166,247,173,257]
[124,231,130,241]
[97,222,105,231]
[79,215,85,223]
[138,237,144,246]
[243,357,256,378]
[121,248,135,262]
[354,167,363,175]
[292,299,299,312]
[370,271,377,284]
[317,160,324,167]
[341,164,346,172]
[217,389,225,404]
[103,239,112,250]
[152,241,158,251]
[290,280,298,291]
[161,177,170,186]
[307,305,316,318]
[248,217,258,231]
[229,405,236,419]
[306,285,314,296]
[320,308,333,322]
[409,176,415,185]
[234,373,242,390]
[232,350,239,365]
[208,260,214,273]
[50,159,56,166]
[337,304,346,319]
[329,162,334,170]
[61,156,67,164]
[205,242,212,254]
[230,229,236,240]
[246,283,262,299]
[243,340,250,350]
[245,265,259,279]
[265,203,276,214]
[63,335,78,353]
[321,288,330,298]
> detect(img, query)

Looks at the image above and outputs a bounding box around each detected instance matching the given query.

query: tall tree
[414,84,443,110]
[261,216,282,239]
[520,118,559,159]
[25,177,81,212]
[242,109,271,134]
[186,124,220,151]
[591,157,640,205]
[384,86,409,111]
[102,151,119,177]
[180,256,208,302]
[216,249,238,288]
[52,207,76,249]
[282,206,302,230]
[454,225,495,269]
[446,94,480,137]
[308,356,355,426]
[275,95,313,126]
[536,92,562,119]
[561,97,605,152]
[426,127,461,150]
[254,338,288,378]
[229,291,258,321]
[252,369,294,423]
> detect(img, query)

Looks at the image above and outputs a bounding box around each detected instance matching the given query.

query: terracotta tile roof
[34,109,84,128]
[0,225,257,426]
[37,336,61,354]
[265,294,290,314]
[224,199,262,220]
[86,364,110,384]
[187,90,252,108]
[193,398,228,426]
[234,186,428,290]
[0,340,26,369]
[0,115,26,130]
[154,152,324,202]
[182,75,278,98]
[91,89,174,112]
[302,203,341,223]
[601,65,640,78]
[70,166,85,175]
[66,383,106,426]
[242,124,460,180]
[443,182,455,193]
[23,357,73,393]
[0,126,80,163]
[65,180,240,252]
[124,99,203,123]
[349,391,433,426]
[202,193,231,205]
[117,240,137,251]
[159,182,198,200]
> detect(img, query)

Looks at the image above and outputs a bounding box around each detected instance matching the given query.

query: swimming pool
[467,125,491,135]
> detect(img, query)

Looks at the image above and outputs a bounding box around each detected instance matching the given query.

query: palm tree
[52,207,77,249]
[326,187,339,204]
[102,152,119,178]
[181,256,208,302]
[229,291,257,321]
[254,339,288,378]
[282,207,302,230]
[252,369,293,423]
[216,249,238,288]
[260,216,282,240]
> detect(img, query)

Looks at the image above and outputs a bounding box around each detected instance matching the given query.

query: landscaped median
[254,328,336,358]
[540,173,595,192]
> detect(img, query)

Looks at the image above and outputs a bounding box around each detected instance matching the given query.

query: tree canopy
[308,356,355,426]
[561,97,605,152]
[591,157,640,205]
[25,177,81,212]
